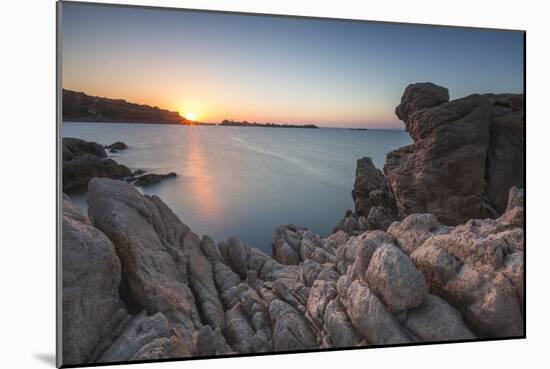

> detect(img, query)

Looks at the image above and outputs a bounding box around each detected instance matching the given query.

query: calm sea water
[63,122,411,252]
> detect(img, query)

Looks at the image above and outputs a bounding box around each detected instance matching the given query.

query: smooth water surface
[63,122,411,252]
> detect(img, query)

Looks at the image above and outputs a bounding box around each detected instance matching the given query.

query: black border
[56,1,527,368]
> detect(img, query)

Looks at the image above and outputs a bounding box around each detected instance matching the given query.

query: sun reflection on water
[186,127,221,219]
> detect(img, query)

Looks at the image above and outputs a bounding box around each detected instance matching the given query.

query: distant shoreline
[219,120,319,129]
[63,121,406,131]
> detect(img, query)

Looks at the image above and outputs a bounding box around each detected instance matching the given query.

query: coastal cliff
[61,83,525,365]
[335,83,524,234]
[63,89,191,125]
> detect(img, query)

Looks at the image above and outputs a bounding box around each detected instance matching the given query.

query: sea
[63,122,412,252]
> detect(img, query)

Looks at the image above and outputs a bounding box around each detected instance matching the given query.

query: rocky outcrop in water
[62,176,523,365]
[105,141,128,153]
[130,172,177,187]
[62,138,132,191]
[63,137,179,191]
[385,83,524,225]
[105,141,128,151]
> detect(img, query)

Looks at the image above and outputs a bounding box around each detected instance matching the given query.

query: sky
[61,3,524,129]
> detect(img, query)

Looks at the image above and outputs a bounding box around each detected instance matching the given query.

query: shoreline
[63,121,407,132]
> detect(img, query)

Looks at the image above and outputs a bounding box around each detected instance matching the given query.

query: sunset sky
[61,3,524,129]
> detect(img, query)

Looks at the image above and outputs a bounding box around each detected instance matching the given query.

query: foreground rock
[62,178,523,364]
[62,137,132,191]
[385,82,524,225]
[62,195,123,365]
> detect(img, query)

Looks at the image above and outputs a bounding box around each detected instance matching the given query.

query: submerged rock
[131,172,177,186]
[105,141,128,151]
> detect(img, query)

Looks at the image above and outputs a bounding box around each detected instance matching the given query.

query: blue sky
[62,2,524,128]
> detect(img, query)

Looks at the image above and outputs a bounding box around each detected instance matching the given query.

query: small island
[219,119,319,129]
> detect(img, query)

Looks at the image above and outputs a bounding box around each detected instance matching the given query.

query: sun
[185,112,198,121]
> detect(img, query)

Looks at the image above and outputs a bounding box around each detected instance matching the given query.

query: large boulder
[63,155,132,191]
[404,295,474,342]
[366,244,427,313]
[62,195,124,365]
[385,83,524,225]
[337,277,412,345]
[387,213,450,255]
[395,82,450,137]
[86,178,203,334]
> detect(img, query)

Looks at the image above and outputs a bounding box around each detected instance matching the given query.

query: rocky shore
[62,137,177,192]
[61,83,524,365]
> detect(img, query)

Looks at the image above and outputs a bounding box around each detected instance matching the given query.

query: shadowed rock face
[62,192,202,365]
[62,195,123,365]
[333,158,398,235]
[62,137,132,191]
[62,177,523,365]
[385,82,524,225]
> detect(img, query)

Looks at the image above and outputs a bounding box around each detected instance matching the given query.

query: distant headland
[219,119,319,129]
[62,89,194,125]
[62,90,320,128]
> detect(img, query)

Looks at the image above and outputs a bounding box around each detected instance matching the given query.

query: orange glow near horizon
[61,83,403,128]
[62,3,524,129]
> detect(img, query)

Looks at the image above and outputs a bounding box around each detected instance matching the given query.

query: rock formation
[386,82,524,225]
[62,138,132,191]
[333,157,398,235]
[61,177,523,365]
[63,137,178,191]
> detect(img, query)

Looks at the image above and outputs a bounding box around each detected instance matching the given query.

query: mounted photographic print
[57,1,525,367]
